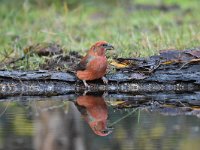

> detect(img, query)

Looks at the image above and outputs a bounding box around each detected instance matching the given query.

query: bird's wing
[75,102,88,115]
[76,55,95,71]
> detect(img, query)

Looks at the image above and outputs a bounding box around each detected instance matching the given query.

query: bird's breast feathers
[87,56,107,71]
[76,55,107,80]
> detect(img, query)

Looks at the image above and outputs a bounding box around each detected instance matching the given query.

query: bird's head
[90,121,113,136]
[89,41,114,56]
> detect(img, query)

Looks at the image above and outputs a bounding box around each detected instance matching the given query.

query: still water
[0,93,199,150]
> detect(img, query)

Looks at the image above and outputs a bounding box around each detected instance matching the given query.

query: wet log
[0,92,199,104]
[0,48,200,97]
[0,67,199,97]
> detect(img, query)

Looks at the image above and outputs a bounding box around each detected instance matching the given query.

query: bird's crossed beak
[101,126,113,135]
[104,43,114,50]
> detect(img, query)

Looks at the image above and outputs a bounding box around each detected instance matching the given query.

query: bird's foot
[83,90,89,96]
[83,80,90,89]
[103,92,108,98]
[102,76,108,84]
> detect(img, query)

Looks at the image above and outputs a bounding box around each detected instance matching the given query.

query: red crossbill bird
[76,41,114,87]
[75,95,112,136]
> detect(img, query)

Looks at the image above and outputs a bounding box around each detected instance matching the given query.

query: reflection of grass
[109,108,139,126]
[0,102,33,136]
[0,101,10,117]
[14,115,33,135]
[0,0,200,69]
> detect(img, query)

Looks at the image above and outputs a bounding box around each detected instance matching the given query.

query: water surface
[0,93,199,150]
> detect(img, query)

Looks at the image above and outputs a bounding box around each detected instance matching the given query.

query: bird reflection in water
[75,93,113,136]
[34,93,112,150]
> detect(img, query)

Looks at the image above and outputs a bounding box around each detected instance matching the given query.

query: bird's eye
[102,130,108,134]
[102,44,108,47]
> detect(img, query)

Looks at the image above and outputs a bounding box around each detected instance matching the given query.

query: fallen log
[0,68,199,97]
[0,48,200,97]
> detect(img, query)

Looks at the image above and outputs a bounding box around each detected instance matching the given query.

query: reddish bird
[75,95,112,136]
[76,41,114,87]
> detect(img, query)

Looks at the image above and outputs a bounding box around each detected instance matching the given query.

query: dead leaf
[185,49,200,58]
[110,60,130,68]
[24,43,63,56]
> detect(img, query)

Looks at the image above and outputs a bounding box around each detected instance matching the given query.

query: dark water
[0,94,200,150]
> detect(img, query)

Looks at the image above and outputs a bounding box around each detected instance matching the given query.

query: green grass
[0,0,200,69]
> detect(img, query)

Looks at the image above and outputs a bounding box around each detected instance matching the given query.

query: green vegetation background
[0,0,199,69]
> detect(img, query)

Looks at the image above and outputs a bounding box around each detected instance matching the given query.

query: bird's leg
[103,92,108,98]
[102,76,108,84]
[83,90,89,96]
[83,80,90,88]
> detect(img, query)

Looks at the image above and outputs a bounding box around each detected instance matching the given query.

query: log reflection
[34,101,86,150]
